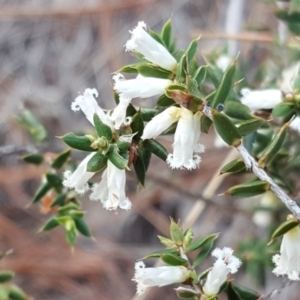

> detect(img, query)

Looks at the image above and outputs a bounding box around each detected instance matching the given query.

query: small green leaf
[258,121,289,168]
[213,111,242,147]
[158,235,176,248]
[220,159,246,175]
[275,10,300,23]
[193,65,207,86]
[207,65,222,88]
[225,101,253,120]
[268,218,299,245]
[131,111,144,142]
[65,224,77,246]
[126,103,137,117]
[161,19,175,52]
[136,64,173,79]
[62,133,95,151]
[236,118,265,136]
[226,180,270,197]
[107,144,128,170]
[0,271,14,283]
[21,153,44,165]
[176,290,198,299]
[133,149,146,186]
[272,102,295,117]
[144,248,178,259]
[50,193,66,207]
[212,59,236,109]
[200,114,213,133]
[144,139,168,161]
[118,63,140,74]
[170,219,183,245]
[46,173,62,190]
[140,108,159,121]
[183,228,194,249]
[86,152,107,172]
[186,233,219,253]
[32,181,51,203]
[138,145,152,172]
[226,282,242,300]
[186,38,199,64]
[230,283,261,300]
[93,114,113,141]
[7,285,28,300]
[161,253,188,266]
[40,217,60,231]
[186,75,201,98]
[176,54,187,83]
[51,149,71,169]
[157,94,176,107]
[192,239,215,267]
[14,110,47,142]
[74,218,92,237]
[57,203,80,215]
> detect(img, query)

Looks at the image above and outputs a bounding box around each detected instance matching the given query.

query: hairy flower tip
[113,73,172,99]
[125,21,177,71]
[62,153,95,194]
[272,226,300,280]
[203,247,241,297]
[89,161,131,211]
[132,261,190,295]
[240,88,282,111]
[71,88,107,125]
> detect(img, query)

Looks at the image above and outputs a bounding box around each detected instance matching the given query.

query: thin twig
[262,278,292,299]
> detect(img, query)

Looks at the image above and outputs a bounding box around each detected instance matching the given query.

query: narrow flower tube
[167,108,204,170]
[141,106,181,139]
[90,160,131,211]
[240,88,282,111]
[126,21,177,71]
[63,152,96,194]
[113,73,172,99]
[132,261,190,295]
[203,247,242,297]
[71,88,107,125]
[272,225,300,280]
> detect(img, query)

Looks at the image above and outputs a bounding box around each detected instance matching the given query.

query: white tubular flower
[63,152,95,194]
[272,225,300,280]
[90,160,131,211]
[141,106,181,139]
[240,88,282,111]
[107,96,132,129]
[167,107,204,170]
[290,117,300,135]
[132,261,190,295]
[71,88,107,125]
[126,21,177,71]
[203,247,242,297]
[113,73,172,99]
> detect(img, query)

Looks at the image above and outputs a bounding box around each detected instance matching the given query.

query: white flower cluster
[62,21,207,210]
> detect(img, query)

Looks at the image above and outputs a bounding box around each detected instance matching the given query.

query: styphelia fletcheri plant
[19,10,300,299]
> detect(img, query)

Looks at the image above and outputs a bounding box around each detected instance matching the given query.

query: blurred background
[0,0,299,299]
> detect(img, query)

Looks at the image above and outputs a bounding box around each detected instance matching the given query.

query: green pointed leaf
[186,233,219,253]
[275,10,300,23]
[225,101,253,120]
[220,159,246,175]
[161,253,188,266]
[176,290,198,299]
[149,29,165,46]
[226,282,242,300]
[212,59,236,109]
[50,193,66,207]
[170,219,183,245]
[74,218,92,237]
[51,149,71,169]
[144,248,178,259]
[126,103,137,117]
[207,65,222,88]
[231,283,261,300]
[21,153,43,165]
[272,102,295,117]
[0,271,14,283]
[213,111,242,147]
[46,173,62,190]
[131,111,144,142]
[136,64,173,79]
[192,239,215,267]
[133,150,146,186]
[32,181,51,203]
[176,54,187,83]
[62,133,95,151]
[187,75,201,98]
[141,108,159,121]
[193,65,207,86]
[65,225,77,246]
[14,110,47,142]
[138,146,152,172]
[268,219,299,245]
[7,285,28,300]
[144,139,168,161]
[40,217,59,231]
[186,38,199,64]
[226,180,270,197]
[258,121,289,168]
[236,118,265,136]
[93,114,113,141]
[86,152,107,172]
[183,228,194,249]
[200,114,213,133]
[158,235,176,248]
[107,144,128,170]
[118,63,140,74]
[161,19,174,52]
[157,94,176,107]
